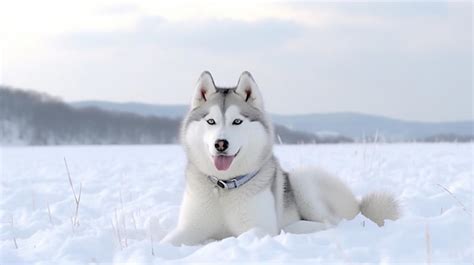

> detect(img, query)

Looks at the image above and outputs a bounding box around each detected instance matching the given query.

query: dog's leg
[161,226,211,246]
[161,227,194,246]
[224,188,279,236]
[161,190,221,246]
[283,220,330,234]
[289,167,360,225]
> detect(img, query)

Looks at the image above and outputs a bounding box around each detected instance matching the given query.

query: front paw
[160,229,182,246]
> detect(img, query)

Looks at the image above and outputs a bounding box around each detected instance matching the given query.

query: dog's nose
[214,139,229,152]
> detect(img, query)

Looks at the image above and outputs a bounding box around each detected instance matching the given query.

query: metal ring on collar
[217,180,228,189]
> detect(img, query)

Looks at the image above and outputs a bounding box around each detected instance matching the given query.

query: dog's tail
[359,192,400,227]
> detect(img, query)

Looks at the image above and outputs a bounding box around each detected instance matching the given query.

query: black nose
[214,139,229,152]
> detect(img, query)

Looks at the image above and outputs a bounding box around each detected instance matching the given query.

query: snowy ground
[0,144,472,264]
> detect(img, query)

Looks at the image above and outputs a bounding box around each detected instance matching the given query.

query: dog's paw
[146,216,168,241]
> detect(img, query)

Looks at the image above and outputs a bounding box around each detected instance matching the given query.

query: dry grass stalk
[10,215,18,249]
[64,157,82,227]
[64,157,78,203]
[131,212,138,231]
[114,208,124,249]
[47,201,54,226]
[150,232,155,256]
[425,223,432,265]
[436,183,471,216]
[111,218,123,250]
[73,183,82,226]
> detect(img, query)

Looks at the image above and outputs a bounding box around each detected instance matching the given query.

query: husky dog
[162,71,399,246]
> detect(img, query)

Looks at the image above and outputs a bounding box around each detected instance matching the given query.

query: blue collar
[208,170,259,190]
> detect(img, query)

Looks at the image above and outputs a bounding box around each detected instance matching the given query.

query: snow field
[0,144,472,264]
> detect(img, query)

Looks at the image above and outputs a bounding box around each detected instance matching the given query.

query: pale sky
[0,1,472,122]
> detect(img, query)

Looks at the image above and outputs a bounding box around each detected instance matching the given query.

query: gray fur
[182,87,271,132]
[282,171,295,209]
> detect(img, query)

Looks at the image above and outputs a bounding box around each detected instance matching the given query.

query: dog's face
[182,71,273,178]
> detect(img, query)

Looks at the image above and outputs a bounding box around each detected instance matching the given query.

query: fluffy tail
[360,192,400,227]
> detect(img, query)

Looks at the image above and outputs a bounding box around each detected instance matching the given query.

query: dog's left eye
[232,119,243,125]
[206,119,216,125]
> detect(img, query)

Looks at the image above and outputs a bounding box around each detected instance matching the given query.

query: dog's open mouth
[213,150,239,171]
[213,155,234,171]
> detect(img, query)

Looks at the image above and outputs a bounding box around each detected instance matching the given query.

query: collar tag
[216,180,228,189]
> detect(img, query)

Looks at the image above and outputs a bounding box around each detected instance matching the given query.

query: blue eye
[206,119,216,125]
[232,119,243,125]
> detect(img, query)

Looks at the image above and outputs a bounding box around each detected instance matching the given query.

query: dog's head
[182,71,274,178]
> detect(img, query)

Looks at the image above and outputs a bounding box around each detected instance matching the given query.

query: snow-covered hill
[0,144,471,264]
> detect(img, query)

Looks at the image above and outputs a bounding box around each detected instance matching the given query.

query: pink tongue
[214,155,234,171]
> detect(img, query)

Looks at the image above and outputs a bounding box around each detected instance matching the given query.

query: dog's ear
[235,71,264,110]
[192,71,216,109]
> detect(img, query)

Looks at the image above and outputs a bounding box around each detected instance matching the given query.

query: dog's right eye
[206,119,216,125]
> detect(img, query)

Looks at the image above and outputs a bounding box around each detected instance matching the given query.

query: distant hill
[72,100,188,119]
[71,100,473,142]
[1,87,180,145]
[2,86,470,145]
[272,113,473,141]
[1,86,334,145]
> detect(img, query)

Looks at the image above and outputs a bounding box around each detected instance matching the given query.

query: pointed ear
[192,71,216,109]
[235,71,264,110]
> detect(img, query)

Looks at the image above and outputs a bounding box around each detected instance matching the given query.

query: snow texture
[0,144,472,264]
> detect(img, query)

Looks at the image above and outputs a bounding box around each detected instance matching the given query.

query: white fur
[161,164,279,245]
[163,72,400,246]
[183,104,270,179]
[289,167,360,225]
[360,192,400,226]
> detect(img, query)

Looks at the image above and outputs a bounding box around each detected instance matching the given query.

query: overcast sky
[0,1,472,122]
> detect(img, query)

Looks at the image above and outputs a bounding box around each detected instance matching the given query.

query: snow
[0,144,472,264]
